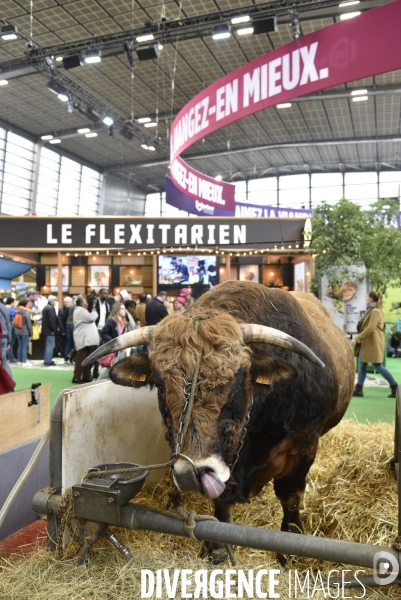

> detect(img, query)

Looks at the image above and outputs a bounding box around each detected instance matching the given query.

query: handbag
[353,342,361,357]
[31,320,40,341]
[98,352,116,368]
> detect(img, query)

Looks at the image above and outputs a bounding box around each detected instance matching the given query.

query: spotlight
[289,9,301,39]
[0,79,8,85]
[237,27,254,35]
[86,107,101,123]
[141,143,149,150]
[1,24,18,40]
[212,24,231,40]
[46,78,69,102]
[215,175,222,181]
[136,34,154,43]
[340,11,361,19]
[84,49,101,64]
[123,41,135,68]
[136,44,160,61]
[62,54,83,70]
[231,16,250,24]
[120,126,134,141]
[103,116,113,126]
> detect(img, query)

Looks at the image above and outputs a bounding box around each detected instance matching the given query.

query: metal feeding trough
[71,463,149,564]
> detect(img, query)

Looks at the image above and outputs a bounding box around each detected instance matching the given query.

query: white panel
[61,380,170,492]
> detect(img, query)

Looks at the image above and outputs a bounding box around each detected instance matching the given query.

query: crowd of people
[0,287,195,392]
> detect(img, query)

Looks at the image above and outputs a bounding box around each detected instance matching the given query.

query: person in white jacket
[72,296,98,384]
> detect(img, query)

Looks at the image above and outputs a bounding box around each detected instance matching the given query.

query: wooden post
[152,253,157,297]
[57,251,63,307]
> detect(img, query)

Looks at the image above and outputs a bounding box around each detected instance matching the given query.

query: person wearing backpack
[0,299,12,378]
[14,299,33,366]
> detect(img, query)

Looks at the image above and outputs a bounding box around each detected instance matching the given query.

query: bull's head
[82,310,324,500]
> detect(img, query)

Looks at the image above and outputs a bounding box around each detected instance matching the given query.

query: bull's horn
[240,323,325,368]
[81,326,155,367]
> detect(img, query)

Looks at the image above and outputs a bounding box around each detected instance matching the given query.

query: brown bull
[84,281,354,563]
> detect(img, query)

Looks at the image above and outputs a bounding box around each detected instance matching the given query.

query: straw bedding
[0,420,399,599]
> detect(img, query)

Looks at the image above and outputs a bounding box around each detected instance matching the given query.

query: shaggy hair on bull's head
[150,309,252,454]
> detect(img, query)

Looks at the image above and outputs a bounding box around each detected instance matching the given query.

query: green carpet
[10,367,74,410]
[8,358,401,424]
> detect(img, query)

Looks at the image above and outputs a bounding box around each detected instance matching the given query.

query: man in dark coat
[42,295,59,366]
[145,291,168,326]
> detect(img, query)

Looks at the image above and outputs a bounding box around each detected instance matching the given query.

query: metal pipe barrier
[32,489,400,571]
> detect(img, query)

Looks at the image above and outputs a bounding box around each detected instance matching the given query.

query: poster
[239,265,259,284]
[50,266,69,292]
[319,266,368,332]
[89,266,110,290]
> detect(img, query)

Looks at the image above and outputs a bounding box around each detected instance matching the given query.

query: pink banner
[170,0,401,198]
[170,156,235,212]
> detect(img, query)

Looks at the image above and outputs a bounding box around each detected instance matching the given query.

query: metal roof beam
[104,135,401,172]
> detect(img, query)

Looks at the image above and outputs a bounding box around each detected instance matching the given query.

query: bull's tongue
[200,471,225,499]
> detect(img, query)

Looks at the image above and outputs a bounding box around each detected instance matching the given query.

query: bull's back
[290,291,354,431]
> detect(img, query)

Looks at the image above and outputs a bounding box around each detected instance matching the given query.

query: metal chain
[229,396,254,472]
[174,372,200,457]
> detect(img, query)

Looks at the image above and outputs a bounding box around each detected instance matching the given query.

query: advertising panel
[50,266,69,292]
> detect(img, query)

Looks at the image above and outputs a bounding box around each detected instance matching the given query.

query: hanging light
[84,49,101,64]
[47,79,69,102]
[212,24,231,40]
[1,24,18,40]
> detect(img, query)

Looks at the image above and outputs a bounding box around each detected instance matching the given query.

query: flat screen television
[158,255,217,286]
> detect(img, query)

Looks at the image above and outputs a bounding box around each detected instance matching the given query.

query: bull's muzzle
[173,457,227,499]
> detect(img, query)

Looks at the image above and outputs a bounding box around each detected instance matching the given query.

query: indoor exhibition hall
[1,0,401,598]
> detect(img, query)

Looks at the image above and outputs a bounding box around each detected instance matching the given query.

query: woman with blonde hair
[353,291,398,398]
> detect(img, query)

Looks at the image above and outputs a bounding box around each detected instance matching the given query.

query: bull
[84,281,354,563]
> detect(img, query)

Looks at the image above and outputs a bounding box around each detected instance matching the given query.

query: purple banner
[235,203,311,219]
[165,176,235,217]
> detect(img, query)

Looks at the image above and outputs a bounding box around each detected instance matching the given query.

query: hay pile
[0,420,399,599]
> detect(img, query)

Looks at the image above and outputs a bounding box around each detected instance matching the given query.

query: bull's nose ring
[171,453,200,476]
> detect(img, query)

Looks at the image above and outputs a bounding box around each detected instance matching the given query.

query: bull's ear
[109,354,154,388]
[253,358,298,387]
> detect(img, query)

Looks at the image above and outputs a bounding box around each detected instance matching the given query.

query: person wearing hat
[180,288,194,308]
[173,296,186,314]
[42,295,59,366]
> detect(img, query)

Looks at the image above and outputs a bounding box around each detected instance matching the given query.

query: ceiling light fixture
[138,117,151,123]
[77,128,90,134]
[103,116,113,126]
[84,49,101,64]
[351,89,367,96]
[55,56,63,62]
[0,80,8,86]
[85,132,98,137]
[144,122,157,128]
[1,24,18,40]
[46,78,69,102]
[212,24,231,40]
[136,34,154,43]
[147,145,156,151]
[41,134,53,140]
[231,15,250,24]
[141,143,149,150]
[237,27,254,35]
[49,139,61,144]
[277,103,292,108]
[339,0,360,6]
[340,11,361,19]
[352,95,368,102]
[215,175,223,181]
